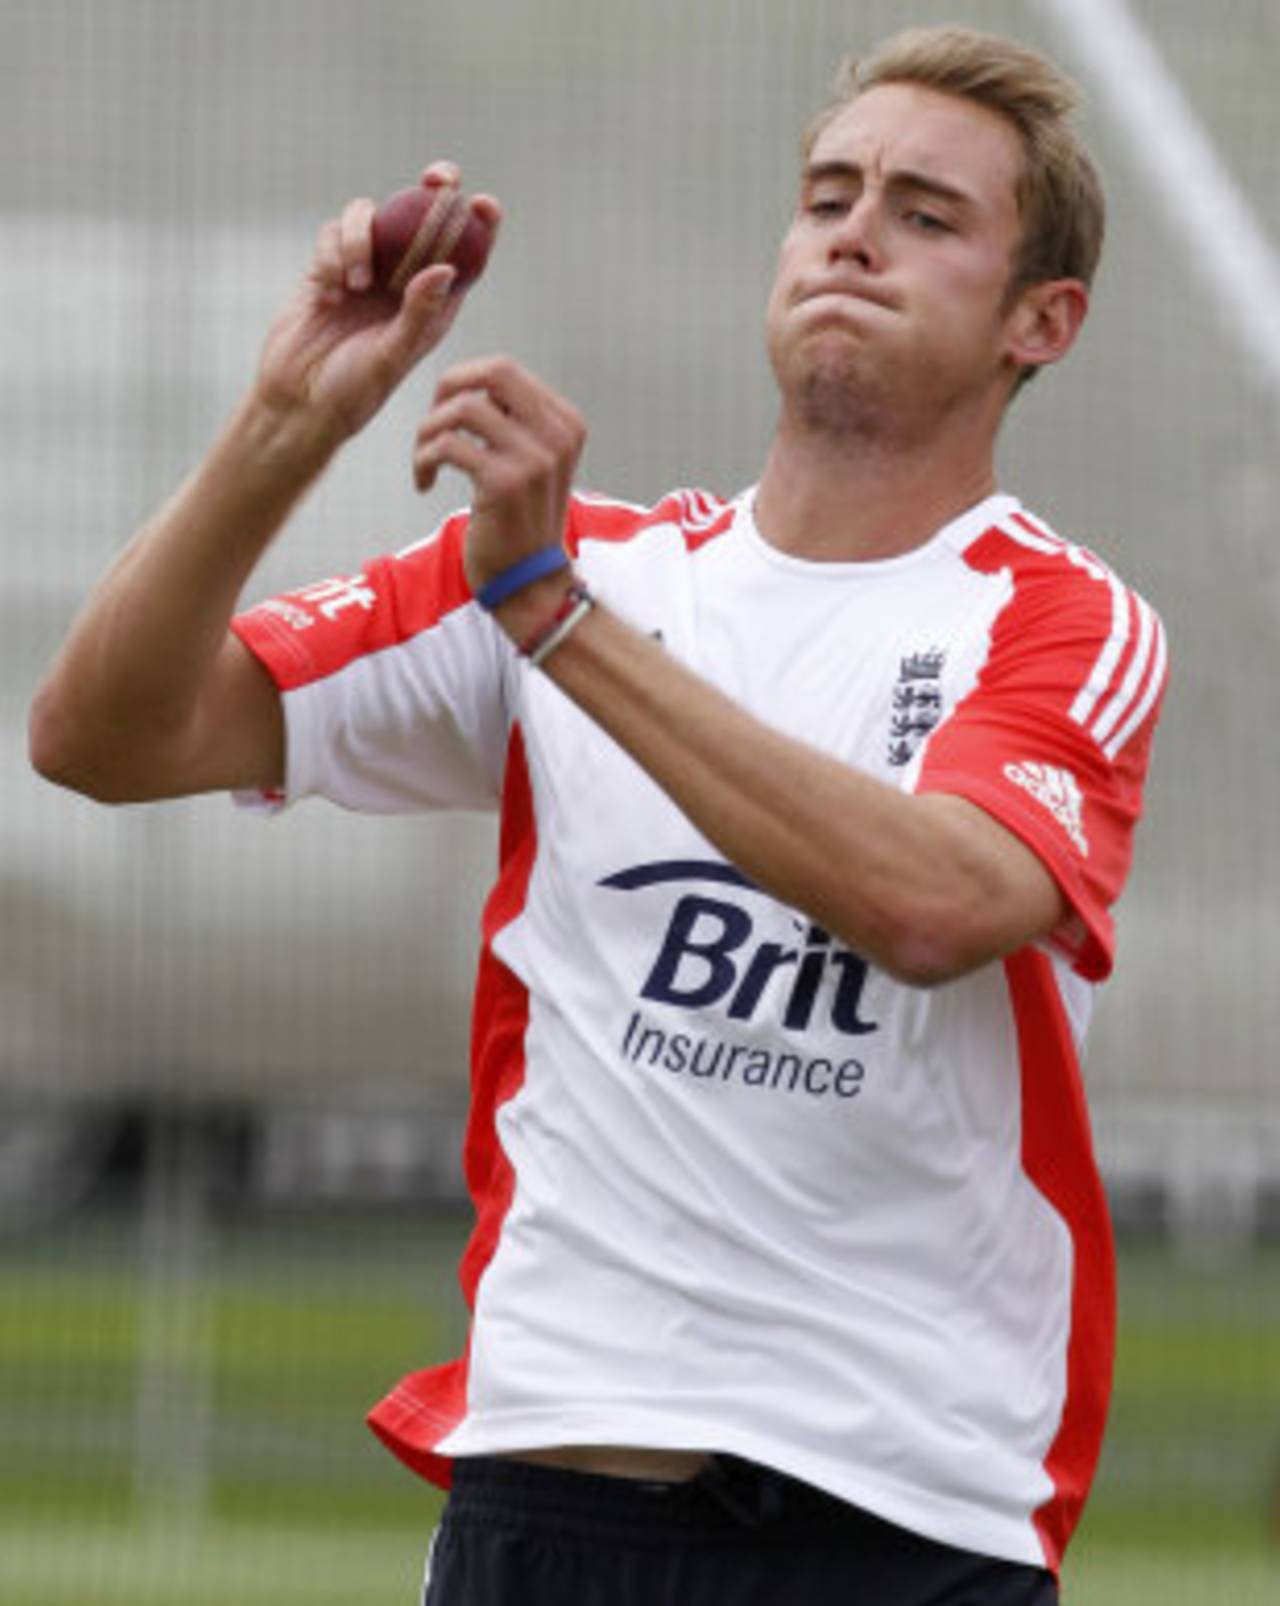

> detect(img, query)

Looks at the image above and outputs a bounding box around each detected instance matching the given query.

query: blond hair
[803,26,1105,296]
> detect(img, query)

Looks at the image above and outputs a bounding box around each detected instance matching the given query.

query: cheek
[768,236,801,302]
[763,257,797,346]
[930,257,1010,343]
[765,274,790,333]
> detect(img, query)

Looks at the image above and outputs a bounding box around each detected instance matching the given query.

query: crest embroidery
[887,648,946,767]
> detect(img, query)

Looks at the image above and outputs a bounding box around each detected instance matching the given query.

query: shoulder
[565,488,737,554]
[959,503,1161,626]
[957,503,1170,761]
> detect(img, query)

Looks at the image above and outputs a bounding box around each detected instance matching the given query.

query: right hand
[255,160,502,446]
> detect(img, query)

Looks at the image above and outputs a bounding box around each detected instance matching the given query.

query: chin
[796,376,876,437]
[791,346,888,435]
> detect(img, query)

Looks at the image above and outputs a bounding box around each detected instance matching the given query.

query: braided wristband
[475,547,570,611]
[522,582,595,668]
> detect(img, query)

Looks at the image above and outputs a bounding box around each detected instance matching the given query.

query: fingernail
[348,263,372,292]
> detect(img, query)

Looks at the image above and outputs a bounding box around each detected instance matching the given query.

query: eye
[805,194,852,220]
[903,208,953,235]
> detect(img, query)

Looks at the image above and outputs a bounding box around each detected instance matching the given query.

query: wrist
[238,385,348,476]
[518,581,595,668]
[488,569,579,644]
[472,545,571,610]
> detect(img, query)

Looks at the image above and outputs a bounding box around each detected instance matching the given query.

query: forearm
[520,595,1058,985]
[30,392,338,796]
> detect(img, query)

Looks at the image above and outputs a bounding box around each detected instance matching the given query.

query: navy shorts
[421,1454,1059,1605]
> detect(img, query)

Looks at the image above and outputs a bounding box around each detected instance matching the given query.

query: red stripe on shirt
[961,525,1119,716]
[566,489,735,554]
[366,724,537,1486]
[231,512,473,691]
[1006,946,1116,1573]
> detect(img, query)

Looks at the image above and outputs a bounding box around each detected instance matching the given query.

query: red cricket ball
[370,180,494,296]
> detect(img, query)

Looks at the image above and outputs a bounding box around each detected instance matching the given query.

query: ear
[1003,278,1089,375]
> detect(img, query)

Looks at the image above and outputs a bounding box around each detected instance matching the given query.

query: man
[31,24,1166,1606]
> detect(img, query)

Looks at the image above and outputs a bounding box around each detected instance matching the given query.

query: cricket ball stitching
[433,198,471,276]
[390,187,460,295]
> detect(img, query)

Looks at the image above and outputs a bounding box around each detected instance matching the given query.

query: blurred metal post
[1039,0,1280,423]
[131,1107,214,1531]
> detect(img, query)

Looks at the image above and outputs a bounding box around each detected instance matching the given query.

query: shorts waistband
[446,1454,899,1547]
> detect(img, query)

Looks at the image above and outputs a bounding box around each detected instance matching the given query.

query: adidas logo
[1002,761,1089,857]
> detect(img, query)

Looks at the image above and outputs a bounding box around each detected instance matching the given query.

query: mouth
[798,283,897,314]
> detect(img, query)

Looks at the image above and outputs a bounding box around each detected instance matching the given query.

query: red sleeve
[916,530,1168,982]
[230,511,474,691]
[228,511,513,814]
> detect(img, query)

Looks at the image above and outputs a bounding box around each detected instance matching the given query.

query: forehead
[808,82,1024,219]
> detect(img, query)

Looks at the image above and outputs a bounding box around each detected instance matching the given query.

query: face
[766,83,1033,436]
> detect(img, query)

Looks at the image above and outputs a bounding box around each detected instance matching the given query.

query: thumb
[382,263,462,369]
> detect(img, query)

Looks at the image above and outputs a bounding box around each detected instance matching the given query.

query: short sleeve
[915,550,1168,981]
[230,511,511,814]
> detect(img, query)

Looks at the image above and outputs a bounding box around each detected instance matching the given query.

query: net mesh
[3,1,1279,1599]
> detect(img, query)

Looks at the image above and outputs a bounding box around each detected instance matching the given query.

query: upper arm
[914,557,1169,982]
[904,791,1069,980]
[30,626,285,805]
[225,524,511,813]
[184,630,286,798]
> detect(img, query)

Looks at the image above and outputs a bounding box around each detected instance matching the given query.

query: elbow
[879,933,974,990]
[824,796,1060,988]
[28,681,125,802]
[852,900,995,990]
[28,682,75,787]
[875,931,964,990]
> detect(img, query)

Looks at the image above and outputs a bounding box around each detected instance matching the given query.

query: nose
[830,192,882,271]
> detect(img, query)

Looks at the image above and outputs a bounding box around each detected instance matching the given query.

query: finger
[311,218,346,303]
[420,158,462,189]
[415,387,525,466]
[432,356,523,413]
[418,393,522,458]
[338,197,377,292]
[469,193,503,241]
[432,356,568,429]
[430,361,587,495]
[412,426,494,493]
[413,383,556,495]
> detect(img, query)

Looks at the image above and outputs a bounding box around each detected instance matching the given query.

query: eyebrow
[801,159,978,213]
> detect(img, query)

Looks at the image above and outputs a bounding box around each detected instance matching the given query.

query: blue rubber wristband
[475,547,571,611]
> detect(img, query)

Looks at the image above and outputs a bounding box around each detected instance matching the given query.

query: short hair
[802,26,1106,297]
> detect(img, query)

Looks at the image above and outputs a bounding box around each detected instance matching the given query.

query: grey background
[2,0,1277,1197]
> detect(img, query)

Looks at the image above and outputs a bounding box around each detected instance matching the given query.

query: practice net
[3,2,1278,1601]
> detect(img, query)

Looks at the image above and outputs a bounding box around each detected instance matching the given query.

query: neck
[754,408,1000,563]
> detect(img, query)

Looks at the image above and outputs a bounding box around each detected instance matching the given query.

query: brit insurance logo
[260,574,378,632]
[887,647,946,767]
[599,859,878,1104]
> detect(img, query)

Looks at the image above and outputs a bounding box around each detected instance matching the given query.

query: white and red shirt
[231,487,1167,1573]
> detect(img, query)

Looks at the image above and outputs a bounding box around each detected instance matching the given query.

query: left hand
[412,357,587,599]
